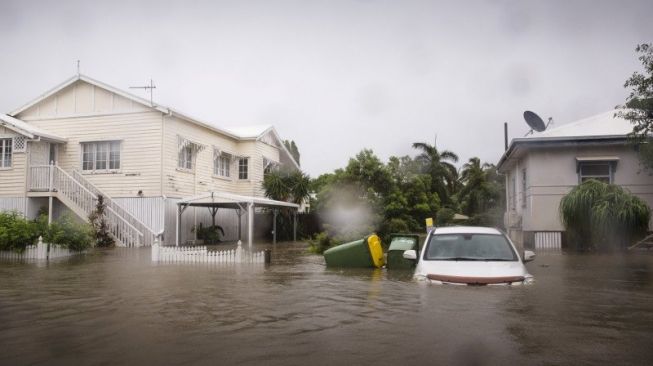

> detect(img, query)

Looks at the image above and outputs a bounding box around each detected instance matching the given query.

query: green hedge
[0,212,93,252]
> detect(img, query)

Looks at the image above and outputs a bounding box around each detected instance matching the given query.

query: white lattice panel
[12,136,26,152]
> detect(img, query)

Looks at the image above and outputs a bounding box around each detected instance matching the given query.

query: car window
[425,234,517,261]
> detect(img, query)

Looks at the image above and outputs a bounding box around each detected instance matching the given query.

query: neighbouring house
[0,74,301,247]
[497,110,653,250]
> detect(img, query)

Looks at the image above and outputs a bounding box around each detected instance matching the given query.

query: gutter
[497,135,630,173]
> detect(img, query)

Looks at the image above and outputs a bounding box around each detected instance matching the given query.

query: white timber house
[497,110,653,250]
[0,74,301,247]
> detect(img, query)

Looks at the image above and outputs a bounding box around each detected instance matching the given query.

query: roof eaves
[497,134,630,172]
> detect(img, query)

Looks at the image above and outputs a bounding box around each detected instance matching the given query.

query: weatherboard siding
[0,127,27,197]
[20,112,164,197]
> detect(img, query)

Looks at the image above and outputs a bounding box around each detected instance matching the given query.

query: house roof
[0,113,66,142]
[178,191,299,209]
[8,73,301,169]
[497,110,634,172]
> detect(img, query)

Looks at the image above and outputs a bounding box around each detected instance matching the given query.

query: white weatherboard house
[0,74,301,247]
[497,110,653,250]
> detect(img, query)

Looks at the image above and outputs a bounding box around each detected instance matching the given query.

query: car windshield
[425,233,517,261]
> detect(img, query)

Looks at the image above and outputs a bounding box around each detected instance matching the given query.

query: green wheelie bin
[324,234,385,268]
[386,234,420,270]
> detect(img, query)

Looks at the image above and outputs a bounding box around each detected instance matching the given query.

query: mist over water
[1,244,653,365]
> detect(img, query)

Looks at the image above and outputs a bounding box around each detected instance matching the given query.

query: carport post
[272,209,278,245]
[237,208,242,241]
[247,202,254,249]
[176,203,181,247]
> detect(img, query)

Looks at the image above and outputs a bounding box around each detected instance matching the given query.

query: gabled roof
[9,73,301,169]
[497,110,634,172]
[0,113,66,142]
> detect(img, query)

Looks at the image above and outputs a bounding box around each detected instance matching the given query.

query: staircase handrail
[71,169,161,243]
[55,167,144,237]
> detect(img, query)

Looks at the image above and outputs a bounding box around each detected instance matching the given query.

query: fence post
[152,237,160,262]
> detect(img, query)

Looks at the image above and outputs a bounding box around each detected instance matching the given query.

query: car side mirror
[523,250,536,263]
[403,250,417,260]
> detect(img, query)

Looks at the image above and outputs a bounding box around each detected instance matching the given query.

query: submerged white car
[403,226,535,286]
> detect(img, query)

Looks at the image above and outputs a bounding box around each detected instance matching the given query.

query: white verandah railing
[28,165,145,247]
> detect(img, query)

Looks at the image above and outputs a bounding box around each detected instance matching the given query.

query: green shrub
[194,223,225,244]
[308,231,341,254]
[43,214,94,252]
[435,208,455,226]
[560,180,651,250]
[0,212,40,252]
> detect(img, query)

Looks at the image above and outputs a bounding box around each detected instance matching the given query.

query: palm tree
[412,141,459,204]
[263,170,311,205]
[458,157,491,215]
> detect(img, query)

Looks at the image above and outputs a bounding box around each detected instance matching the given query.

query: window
[238,158,248,180]
[0,138,12,168]
[578,162,612,184]
[521,169,527,208]
[213,151,231,177]
[509,175,516,210]
[81,141,120,172]
[263,157,279,175]
[178,145,193,170]
[425,234,517,261]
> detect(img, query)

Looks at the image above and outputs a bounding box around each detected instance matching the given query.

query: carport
[176,191,300,247]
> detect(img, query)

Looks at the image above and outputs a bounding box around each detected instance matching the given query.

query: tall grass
[560,180,650,250]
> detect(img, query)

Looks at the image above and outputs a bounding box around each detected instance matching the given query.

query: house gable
[14,77,157,120]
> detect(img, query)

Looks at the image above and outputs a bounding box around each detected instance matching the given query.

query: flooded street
[2,243,653,366]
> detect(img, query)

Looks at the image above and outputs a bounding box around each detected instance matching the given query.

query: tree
[283,140,301,166]
[263,169,311,205]
[89,195,115,248]
[616,43,653,169]
[560,180,650,250]
[412,141,459,204]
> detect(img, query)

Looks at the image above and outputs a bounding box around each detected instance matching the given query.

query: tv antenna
[523,110,553,136]
[130,79,156,105]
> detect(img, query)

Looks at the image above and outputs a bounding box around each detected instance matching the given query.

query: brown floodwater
[1,243,653,366]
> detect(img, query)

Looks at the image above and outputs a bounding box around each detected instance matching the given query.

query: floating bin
[386,234,420,270]
[324,234,385,268]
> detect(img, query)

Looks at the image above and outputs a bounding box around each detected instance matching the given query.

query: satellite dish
[523,111,547,132]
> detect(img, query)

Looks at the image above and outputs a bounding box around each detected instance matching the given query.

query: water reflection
[1,245,653,365]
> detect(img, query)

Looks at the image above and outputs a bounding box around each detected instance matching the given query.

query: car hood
[415,260,532,285]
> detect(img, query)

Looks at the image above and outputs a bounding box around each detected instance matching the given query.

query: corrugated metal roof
[528,110,632,139]
[0,113,66,142]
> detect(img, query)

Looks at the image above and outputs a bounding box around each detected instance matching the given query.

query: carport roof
[177,191,299,209]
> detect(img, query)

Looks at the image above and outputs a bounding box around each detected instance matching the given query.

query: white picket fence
[151,240,267,264]
[0,237,81,260]
[535,231,562,251]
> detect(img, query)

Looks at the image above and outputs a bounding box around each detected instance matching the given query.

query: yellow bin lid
[366,234,385,268]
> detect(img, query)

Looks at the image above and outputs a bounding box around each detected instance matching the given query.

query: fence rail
[151,241,267,264]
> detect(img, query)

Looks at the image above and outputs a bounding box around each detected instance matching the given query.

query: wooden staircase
[28,164,158,247]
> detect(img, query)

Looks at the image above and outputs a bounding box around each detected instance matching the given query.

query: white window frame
[0,138,13,169]
[178,144,194,170]
[213,150,231,178]
[263,157,279,175]
[81,141,121,173]
[238,157,249,180]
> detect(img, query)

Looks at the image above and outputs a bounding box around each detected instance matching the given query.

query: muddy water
[1,243,653,366]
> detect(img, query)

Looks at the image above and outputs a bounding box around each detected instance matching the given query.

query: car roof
[432,226,503,235]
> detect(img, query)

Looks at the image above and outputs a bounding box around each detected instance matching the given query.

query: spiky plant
[560,180,650,250]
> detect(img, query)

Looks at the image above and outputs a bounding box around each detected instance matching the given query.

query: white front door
[30,142,50,166]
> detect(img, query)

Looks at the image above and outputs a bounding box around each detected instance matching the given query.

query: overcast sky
[1,0,651,176]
